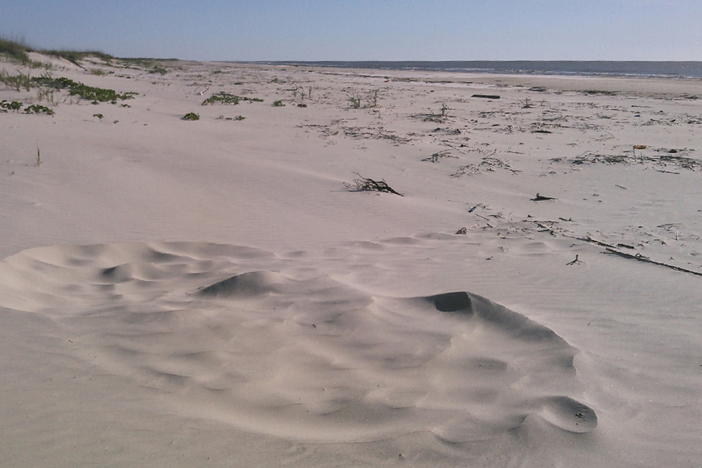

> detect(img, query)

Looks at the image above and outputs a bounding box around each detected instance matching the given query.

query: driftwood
[535,224,702,278]
[531,193,556,201]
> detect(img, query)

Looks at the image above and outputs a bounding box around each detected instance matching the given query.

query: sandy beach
[1,53,701,467]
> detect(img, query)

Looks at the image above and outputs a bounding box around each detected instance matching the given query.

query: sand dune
[0,241,596,446]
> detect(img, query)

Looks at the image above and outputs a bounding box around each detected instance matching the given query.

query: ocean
[267,61,702,79]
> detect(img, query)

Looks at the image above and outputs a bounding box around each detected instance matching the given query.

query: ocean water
[268,61,702,79]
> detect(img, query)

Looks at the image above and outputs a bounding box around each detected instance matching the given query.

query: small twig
[473,213,494,228]
[566,254,581,265]
[535,222,558,235]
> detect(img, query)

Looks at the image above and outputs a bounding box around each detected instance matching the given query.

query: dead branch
[530,221,702,277]
[344,173,403,196]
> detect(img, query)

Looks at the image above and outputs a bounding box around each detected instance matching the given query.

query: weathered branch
[604,248,702,277]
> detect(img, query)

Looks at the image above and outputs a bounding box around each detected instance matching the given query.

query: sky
[0,0,700,61]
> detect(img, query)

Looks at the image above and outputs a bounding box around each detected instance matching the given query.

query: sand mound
[197,271,285,297]
[0,241,596,444]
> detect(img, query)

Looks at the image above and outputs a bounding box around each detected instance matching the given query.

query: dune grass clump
[272,100,285,107]
[0,37,108,68]
[31,76,136,102]
[217,114,245,121]
[0,71,33,91]
[119,57,175,72]
[44,50,113,67]
[201,92,263,106]
[0,37,30,63]
[344,172,403,196]
[182,112,200,121]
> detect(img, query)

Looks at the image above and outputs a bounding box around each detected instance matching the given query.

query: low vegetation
[1,100,54,115]
[0,100,22,111]
[31,76,137,102]
[347,89,379,109]
[182,112,200,120]
[201,92,263,105]
[24,104,54,115]
[272,99,285,107]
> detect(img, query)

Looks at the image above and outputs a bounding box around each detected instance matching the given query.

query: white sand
[1,56,701,467]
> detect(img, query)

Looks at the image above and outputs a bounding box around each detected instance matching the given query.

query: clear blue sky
[1,0,700,61]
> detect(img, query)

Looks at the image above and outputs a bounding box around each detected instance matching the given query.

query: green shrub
[272,100,285,107]
[149,65,168,75]
[1,100,54,115]
[182,112,200,120]
[0,100,23,111]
